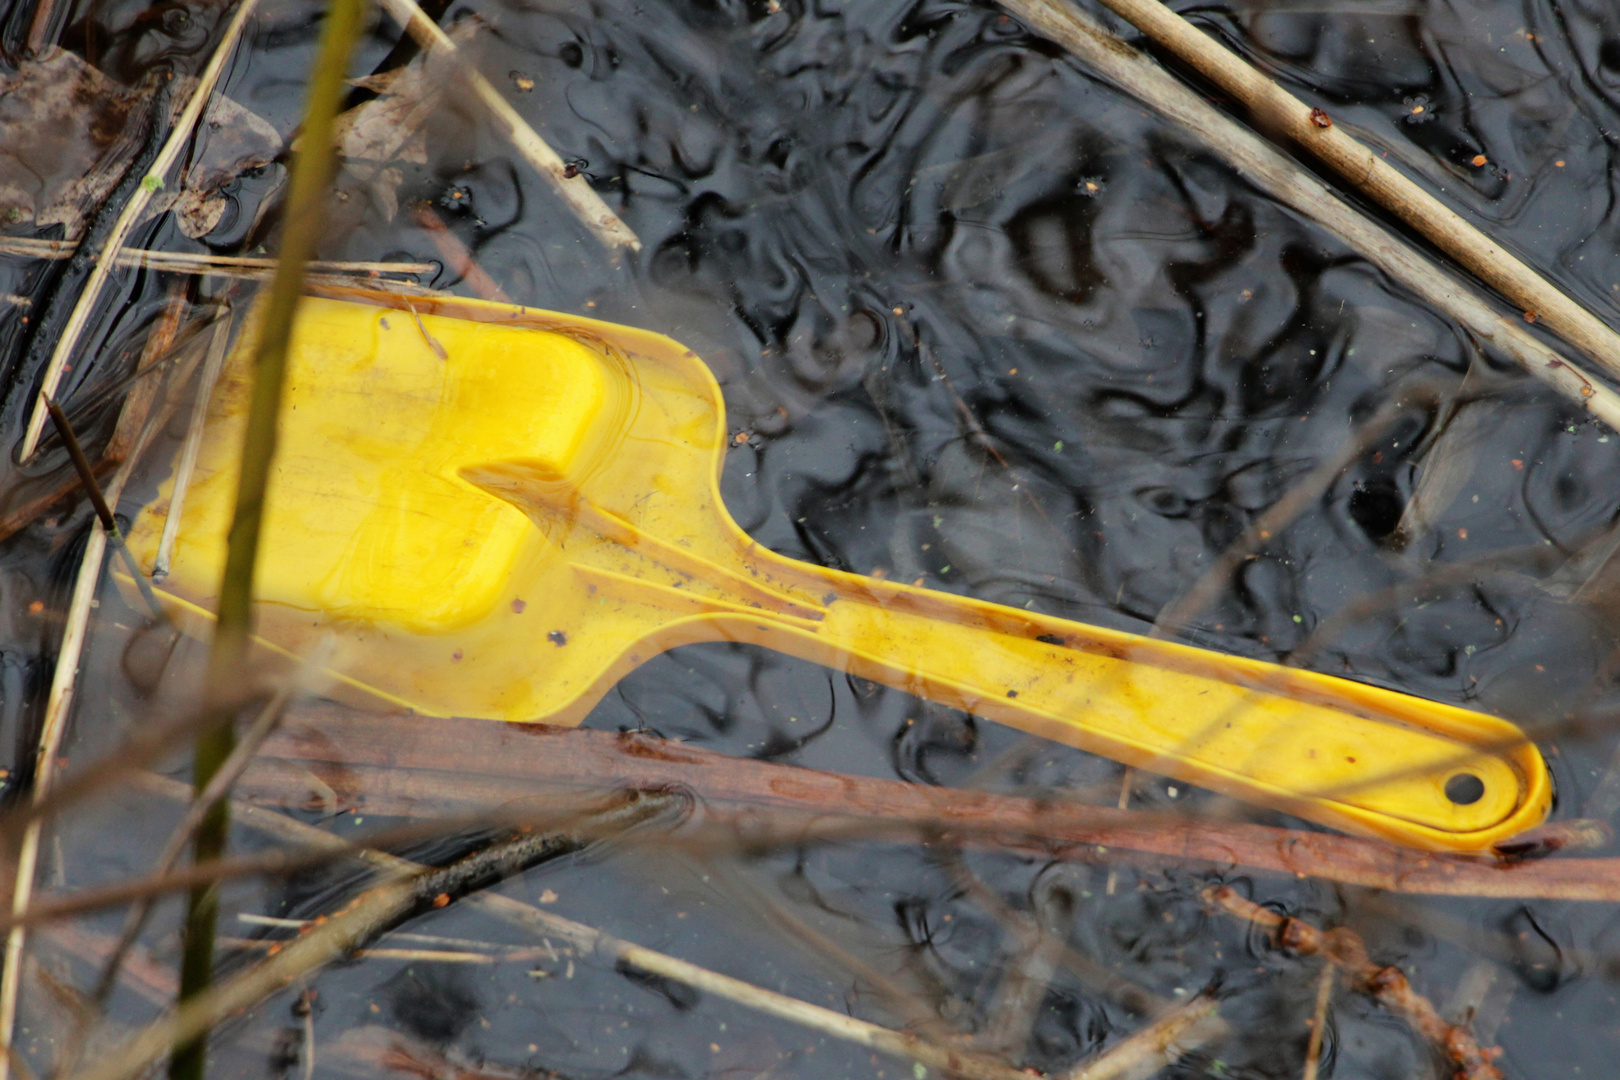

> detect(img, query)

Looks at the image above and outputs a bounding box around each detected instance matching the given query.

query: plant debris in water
[5,0,1620,1078]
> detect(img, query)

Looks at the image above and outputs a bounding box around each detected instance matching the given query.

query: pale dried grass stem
[374,0,640,251]
[153,313,233,581]
[1081,0,1620,380]
[0,237,433,278]
[995,0,1620,429]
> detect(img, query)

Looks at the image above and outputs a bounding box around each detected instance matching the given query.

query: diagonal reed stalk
[170,2,368,1079]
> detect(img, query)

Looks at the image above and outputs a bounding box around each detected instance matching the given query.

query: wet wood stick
[43,398,163,620]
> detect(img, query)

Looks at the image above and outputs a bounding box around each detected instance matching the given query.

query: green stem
[170,2,368,1078]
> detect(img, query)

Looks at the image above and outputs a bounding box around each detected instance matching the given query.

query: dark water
[7,0,1620,1076]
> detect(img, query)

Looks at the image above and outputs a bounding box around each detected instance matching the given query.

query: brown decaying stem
[412,205,512,303]
[1203,886,1504,1080]
[374,0,641,251]
[2,796,654,931]
[1079,0,1620,384]
[237,704,1620,901]
[24,0,60,55]
[993,0,1620,430]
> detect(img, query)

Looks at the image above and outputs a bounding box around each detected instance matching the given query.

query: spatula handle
[720,556,1548,852]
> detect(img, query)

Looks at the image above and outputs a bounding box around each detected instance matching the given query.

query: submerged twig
[1153,392,1420,636]
[412,204,512,302]
[219,786,1037,1080]
[994,0,1620,429]
[1061,995,1225,1080]
[374,0,640,251]
[172,1,367,1076]
[19,0,261,461]
[65,794,664,1080]
[43,398,164,620]
[1078,0,1620,381]
[88,642,330,1006]
[1203,886,1503,1080]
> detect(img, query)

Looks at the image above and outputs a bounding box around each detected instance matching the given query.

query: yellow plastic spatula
[124,287,1550,851]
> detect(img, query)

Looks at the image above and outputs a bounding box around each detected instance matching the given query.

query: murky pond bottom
[7,0,1620,1076]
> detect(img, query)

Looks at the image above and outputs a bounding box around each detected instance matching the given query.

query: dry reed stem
[19,0,260,460]
[1203,886,1504,1080]
[0,293,191,1079]
[120,777,1030,1080]
[152,313,233,580]
[475,897,1033,1080]
[217,938,538,964]
[244,706,1620,901]
[0,509,107,1078]
[173,4,367,1071]
[1302,961,1333,1080]
[994,0,1620,430]
[1083,0,1620,382]
[0,237,433,277]
[699,860,955,1040]
[1061,995,1225,1080]
[374,0,640,251]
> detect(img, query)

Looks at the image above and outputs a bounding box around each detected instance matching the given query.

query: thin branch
[43,398,165,620]
[19,0,261,460]
[1061,994,1225,1080]
[374,0,640,251]
[3,796,666,931]
[1078,0,1620,381]
[244,706,1620,901]
[168,789,1031,1080]
[88,642,331,1005]
[64,796,664,1080]
[993,0,1620,429]
[1204,885,1503,1080]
